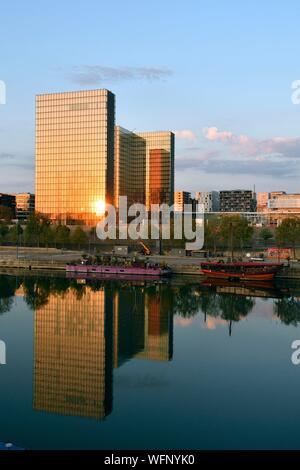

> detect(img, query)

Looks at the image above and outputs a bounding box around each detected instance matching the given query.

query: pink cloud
[203,126,300,159]
[175,130,197,141]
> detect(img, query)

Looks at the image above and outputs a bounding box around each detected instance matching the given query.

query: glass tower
[35,89,115,225]
[114,128,174,210]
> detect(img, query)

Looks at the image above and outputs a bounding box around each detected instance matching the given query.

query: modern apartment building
[16,193,35,221]
[35,89,115,225]
[220,190,256,212]
[195,191,220,212]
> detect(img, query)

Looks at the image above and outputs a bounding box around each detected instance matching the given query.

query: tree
[7,224,23,244]
[55,224,70,247]
[71,227,88,249]
[276,218,300,259]
[204,217,222,255]
[0,222,9,245]
[24,212,51,246]
[40,224,54,247]
[260,227,273,245]
[220,215,254,259]
[0,205,13,223]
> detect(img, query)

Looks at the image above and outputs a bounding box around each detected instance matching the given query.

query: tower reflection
[33,286,113,420]
[33,281,173,420]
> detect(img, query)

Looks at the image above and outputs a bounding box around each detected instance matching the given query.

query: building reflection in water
[33,282,173,421]
[33,286,114,420]
[135,285,173,362]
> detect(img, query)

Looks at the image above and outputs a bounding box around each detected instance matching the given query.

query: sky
[1,0,300,194]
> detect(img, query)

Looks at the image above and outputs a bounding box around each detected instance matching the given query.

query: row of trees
[204,215,300,258]
[204,215,254,257]
[1,210,300,255]
[0,212,89,248]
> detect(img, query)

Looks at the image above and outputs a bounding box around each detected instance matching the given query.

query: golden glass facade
[35,89,115,225]
[137,131,174,209]
[114,126,146,208]
[34,286,113,420]
[115,129,174,209]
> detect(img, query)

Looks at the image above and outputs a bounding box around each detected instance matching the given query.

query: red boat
[200,261,283,281]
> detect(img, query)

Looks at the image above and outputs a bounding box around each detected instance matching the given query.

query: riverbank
[0,247,300,278]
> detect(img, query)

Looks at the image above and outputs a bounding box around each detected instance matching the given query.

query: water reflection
[0,273,300,423]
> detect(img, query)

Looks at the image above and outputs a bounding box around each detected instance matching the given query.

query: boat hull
[201,269,277,281]
[200,261,283,281]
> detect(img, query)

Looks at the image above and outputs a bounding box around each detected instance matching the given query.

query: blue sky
[1,0,300,193]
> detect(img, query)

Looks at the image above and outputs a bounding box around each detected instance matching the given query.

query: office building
[256,192,269,212]
[220,190,256,212]
[195,191,220,212]
[174,191,191,212]
[138,131,174,209]
[35,89,115,225]
[36,89,174,224]
[16,193,35,221]
[114,128,174,210]
[268,193,300,212]
[0,193,15,218]
[114,126,146,208]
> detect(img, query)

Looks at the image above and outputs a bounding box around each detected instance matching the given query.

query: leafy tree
[7,223,23,244]
[260,227,273,244]
[0,205,13,223]
[0,222,9,245]
[71,227,88,249]
[204,217,222,255]
[220,215,253,259]
[40,224,54,247]
[275,297,300,326]
[55,224,70,247]
[24,212,51,246]
[276,218,300,259]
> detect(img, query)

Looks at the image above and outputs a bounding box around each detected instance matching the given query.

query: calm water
[0,272,300,450]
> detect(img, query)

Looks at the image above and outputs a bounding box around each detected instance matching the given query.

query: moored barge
[200,261,283,281]
[66,263,172,277]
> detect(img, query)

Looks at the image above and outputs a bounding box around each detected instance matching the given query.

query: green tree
[204,217,222,255]
[24,212,51,246]
[0,205,13,223]
[276,218,300,259]
[55,224,70,247]
[7,223,23,244]
[40,224,54,247]
[0,222,9,245]
[260,227,273,245]
[220,215,253,259]
[71,227,88,249]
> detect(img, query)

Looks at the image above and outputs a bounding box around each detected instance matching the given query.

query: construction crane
[139,241,151,256]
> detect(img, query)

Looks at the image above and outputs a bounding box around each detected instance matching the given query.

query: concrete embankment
[0,248,300,279]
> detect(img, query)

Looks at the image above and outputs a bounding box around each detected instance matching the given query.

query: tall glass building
[36,88,174,224]
[114,128,174,210]
[35,89,115,225]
